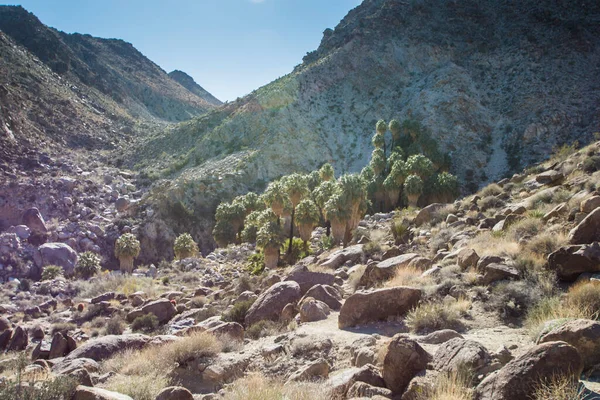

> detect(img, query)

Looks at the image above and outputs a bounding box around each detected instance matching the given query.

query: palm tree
[282,174,309,255]
[256,220,284,270]
[262,180,287,219]
[295,199,320,250]
[319,163,335,182]
[313,180,338,237]
[405,174,424,207]
[324,192,349,245]
[389,119,401,150]
[114,233,140,274]
[406,154,435,180]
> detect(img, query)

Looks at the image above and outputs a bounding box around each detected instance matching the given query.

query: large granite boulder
[35,243,78,276]
[547,242,600,281]
[245,281,301,326]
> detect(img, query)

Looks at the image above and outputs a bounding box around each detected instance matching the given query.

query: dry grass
[525,295,595,339]
[104,373,169,400]
[405,297,471,334]
[425,371,474,400]
[347,264,366,293]
[222,373,323,400]
[479,183,503,198]
[531,374,585,400]
[566,281,600,317]
[384,266,432,288]
[508,217,542,241]
[524,231,567,257]
[74,272,162,299]
[469,231,519,258]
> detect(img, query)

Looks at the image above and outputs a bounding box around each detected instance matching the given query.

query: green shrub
[221,300,255,325]
[173,233,198,260]
[76,252,101,279]
[18,278,31,292]
[283,237,310,265]
[42,265,63,281]
[479,183,503,197]
[131,314,160,333]
[583,156,600,173]
[247,252,265,275]
[104,316,125,335]
[391,219,409,244]
[320,235,335,250]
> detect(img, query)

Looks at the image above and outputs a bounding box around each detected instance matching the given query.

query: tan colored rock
[283,264,335,294]
[207,322,244,342]
[155,386,194,400]
[73,386,133,400]
[414,203,449,226]
[127,298,177,324]
[338,287,421,329]
[347,381,393,398]
[245,281,301,326]
[300,284,342,310]
[62,334,150,362]
[49,332,69,359]
[475,341,583,400]
[537,319,600,369]
[298,297,330,322]
[457,248,479,270]
[359,254,419,286]
[286,358,330,383]
[382,335,431,394]
[326,364,385,399]
[432,338,490,374]
[569,208,600,244]
[547,243,600,280]
[581,196,600,213]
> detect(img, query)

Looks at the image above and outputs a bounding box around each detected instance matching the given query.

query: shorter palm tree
[114,233,140,274]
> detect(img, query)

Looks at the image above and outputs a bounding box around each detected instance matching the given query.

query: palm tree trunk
[326,220,331,237]
[287,207,295,255]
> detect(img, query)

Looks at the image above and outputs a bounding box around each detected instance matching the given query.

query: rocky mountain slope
[135,0,600,252]
[168,70,222,107]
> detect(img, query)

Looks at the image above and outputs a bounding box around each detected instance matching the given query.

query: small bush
[76,251,101,279]
[478,195,504,211]
[51,322,76,335]
[284,237,311,265]
[104,316,125,335]
[418,371,474,400]
[363,241,381,258]
[567,281,600,318]
[525,296,594,339]
[552,142,578,162]
[247,252,265,275]
[532,374,585,400]
[131,314,160,333]
[187,296,206,309]
[391,218,410,244]
[525,232,566,256]
[173,233,198,260]
[406,299,470,334]
[221,300,255,325]
[104,373,167,400]
[509,217,541,241]
[583,156,600,173]
[245,320,292,340]
[222,373,322,400]
[320,235,335,250]
[41,265,63,281]
[160,331,221,365]
[18,278,31,292]
[385,266,429,288]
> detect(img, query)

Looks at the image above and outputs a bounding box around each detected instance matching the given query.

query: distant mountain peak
[169,70,222,106]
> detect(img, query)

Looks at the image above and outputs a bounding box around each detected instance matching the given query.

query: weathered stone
[581,196,600,213]
[73,386,133,400]
[286,358,330,383]
[298,297,330,322]
[347,381,394,398]
[535,170,563,185]
[207,322,244,342]
[569,208,600,244]
[492,214,522,232]
[49,332,69,359]
[320,245,364,269]
[382,335,431,394]
[326,364,385,399]
[6,326,27,352]
[36,243,78,276]
[283,264,335,295]
[537,319,600,369]
[300,284,342,311]
[0,329,12,350]
[475,341,583,400]
[417,329,464,345]
[127,298,177,324]
[339,287,421,329]
[543,203,568,221]
[476,255,504,272]
[414,203,449,226]
[432,338,490,374]
[91,292,115,304]
[457,248,479,270]
[62,334,150,362]
[480,263,520,285]
[0,316,10,332]
[547,243,600,281]
[155,386,194,400]
[245,281,301,326]
[22,207,47,235]
[68,368,93,386]
[359,254,419,286]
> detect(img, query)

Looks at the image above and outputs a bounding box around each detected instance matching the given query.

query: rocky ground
[3,142,600,399]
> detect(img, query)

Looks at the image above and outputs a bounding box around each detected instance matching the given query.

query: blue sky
[10,0,362,101]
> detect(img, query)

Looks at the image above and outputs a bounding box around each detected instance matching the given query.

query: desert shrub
[41,265,63,281]
[509,217,541,241]
[173,233,198,260]
[566,281,600,318]
[363,241,381,258]
[486,281,542,321]
[160,331,221,365]
[531,374,585,400]
[525,296,594,339]
[73,274,160,298]
[18,278,31,292]
[247,252,265,275]
[319,235,335,250]
[104,316,125,335]
[103,373,167,400]
[161,276,170,285]
[51,322,76,336]
[221,300,255,325]
[552,142,578,162]
[235,274,254,294]
[478,195,504,211]
[583,156,600,173]
[385,266,429,288]
[391,218,410,244]
[245,320,293,340]
[479,183,503,197]
[417,370,474,400]
[187,296,207,309]
[76,252,100,279]
[284,237,311,265]
[525,232,566,256]
[131,314,160,333]
[222,373,322,400]
[406,299,470,334]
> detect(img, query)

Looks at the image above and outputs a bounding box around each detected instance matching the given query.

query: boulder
[68,368,93,386]
[359,254,419,286]
[52,358,100,375]
[127,298,177,324]
[245,281,301,326]
[35,243,78,276]
[543,203,568,221]
[569,208,600,244]
[49,332,69,359]
[207,322,244,342]
[537,319,600,369]
[286,358,330,383]
[535,170,563,185]
[320,245,364,269]
[382,335,431,394]
[91,292,115,304]
[283,264,335,295]
[347,381,394,398]
[492,214,522,232]
[73,386,133,400]
[547,243,600,281]
[6,326,27,352]
[417,329,464,345]
[300,284,342,310]
[480,263,520,285]
[476,255,504,272]
[0,329,12,350]
[298,297,330,322]
[155,386,194,400]
[475,341,583,400]
[457,248,479,270]
[414,203,449,226]
[115,197,130,212]
[0,316,10,331]
[581,196,600,213]
[339,287,421,329]
[326,364,385,399]
[432,338,490,374]
[22,207,47,235]
[62,334,150,362]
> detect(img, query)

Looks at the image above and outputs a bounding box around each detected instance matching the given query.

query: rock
[359,254,419,286]
[569,208,600,244]
[338,287,421,329]
[6,326,27,352]
[326,364,385,399]
[414,203,449,226]
[245,281,301,326]
[0,329,12,350]
[475,341,583,400]
[480,263,520,284]
[537,319,600,369]
[0,317,10,331]
[115,197,130,212]
[543,203,568,221]
[407,256,432,271]
[581,196,600,213]
[417,329,464,344]
[22,207,47,235]
[298,297,330,322]
[35,243,78,276]
[91,292,115,304]
[155,386,194,400]
[127,299,177,324]
[62,334,150,362]
[130,295,144,307]
[382,335,431,394]
[280,303,297,322]
[300,284,342,310]
[401,370,438,400]
[320,245,364,269]
[13,225,31,240]
[207,322,244,342]
[73,385,133,400]
[347,381,394,398]
[457,248,479,270]
[283,264,335,295]
[235,291,258,303]
[354,348,376,367]
[476,255,504,272]
[49,332,69,359]
[432,338,490,374]
[547,243,600,281]
[52,357,100,375]
[492,214,522,232]
[68,368,93,386]
[535,170,563,185]
[286,358,330,383]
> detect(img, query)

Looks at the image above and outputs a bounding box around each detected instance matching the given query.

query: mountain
[135,0,600,252]
[0,6,220,123]
[169,70,222,107]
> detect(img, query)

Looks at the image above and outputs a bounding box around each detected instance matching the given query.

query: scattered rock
[457,248,479,270]
[432,338,490,374]
[537,319,600,369]
[245,281,301,326]
[414,203,449,226]
[155,386,194,400]
[127,298,177,324]
[300,284,342,310]
[22,207,48,235]
[581,196,600,213]
[326,364,385,399]
[359,254,419,286]
[547,243,600,281]
[35,243,78,276]
[6,326,27,352]
[320,245,364,269]
[382,335,431,394]
[569,208,600,244]
[283,264,335,295]
[73,385,133,400]
[535,170,563,185]
[62,334,150,362]
[417,329,464,344]
[286,358,330,383]
[480,263,520,285]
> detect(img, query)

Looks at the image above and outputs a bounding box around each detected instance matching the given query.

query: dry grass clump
[525,231,567,257]
[422,371,474,400]
[525,295,595,339]
[405,298,471,334]
[246,320,296,340]
[566,281,600,317]
[531,374,585,400]
[104,373,168,400]
[469,231,519,258]
[222,373,323,400]
[385,266,432,288]
[479,183,503,198]
[74,273,162,299]
[508,217,542,241]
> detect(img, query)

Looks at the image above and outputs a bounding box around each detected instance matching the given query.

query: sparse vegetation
[406,298,470,334]
[131,314,160,333]
[173,233,198,259]
[41,265,63,281]
[114,233,141,274]
[75,251,101,279]
[222,373,322,400]
[221,300,255,325]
